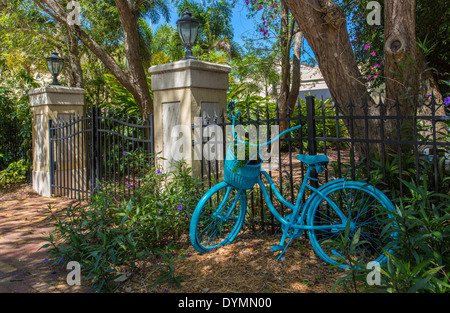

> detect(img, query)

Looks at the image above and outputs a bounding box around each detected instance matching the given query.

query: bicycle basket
[223,146,262,190]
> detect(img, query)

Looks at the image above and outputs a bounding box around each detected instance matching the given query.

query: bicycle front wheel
[307,181,396,269]
[190,181,247,253]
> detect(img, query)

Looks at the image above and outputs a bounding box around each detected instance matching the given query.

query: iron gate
[49,108,154,199]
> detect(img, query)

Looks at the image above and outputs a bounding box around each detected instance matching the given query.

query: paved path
[0,196,87,293]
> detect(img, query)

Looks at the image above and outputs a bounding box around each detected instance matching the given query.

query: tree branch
[134,0,146,11]
[73,24,133,91]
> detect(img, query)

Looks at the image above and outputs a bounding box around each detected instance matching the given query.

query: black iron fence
[49,108,154,199]
[194,96,450,231]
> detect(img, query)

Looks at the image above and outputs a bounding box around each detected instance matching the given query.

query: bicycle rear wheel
[190,181,247,253]
[307,181,396,269]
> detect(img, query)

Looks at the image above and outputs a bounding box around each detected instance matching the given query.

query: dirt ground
[118,232,344,293]
[0,183,345,293]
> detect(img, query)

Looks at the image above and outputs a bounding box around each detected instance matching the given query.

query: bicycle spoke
[191,183,246,252]
[308,183,396,269]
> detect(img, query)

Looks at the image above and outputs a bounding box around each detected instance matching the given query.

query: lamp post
[176,8,199,60]
[46,51,64,86]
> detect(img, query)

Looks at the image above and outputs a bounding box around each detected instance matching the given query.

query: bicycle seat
[296,154,329,165]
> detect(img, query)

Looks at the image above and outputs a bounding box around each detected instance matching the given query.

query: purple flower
[156,170,161,175]
[177,205,183,210]
[444,97,450,105]
[123,151,127,156]
[51,271,57,274]
[44,258,48,262]
[126,183,131,188]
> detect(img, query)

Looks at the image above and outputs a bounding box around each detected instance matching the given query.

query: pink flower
[370,51,377,57]
[367,76,372,81]
[363,44,371,50]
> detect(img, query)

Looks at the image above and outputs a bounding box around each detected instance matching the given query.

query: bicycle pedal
[271,245,284,252]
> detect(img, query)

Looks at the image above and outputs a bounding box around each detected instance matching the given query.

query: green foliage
[328,179,450,293]
[174,0,241,61]
[0,159,29,185]
[42,160,204,292]
[325,222,371,293]
[338,0,450,95]
[227,81,273,116]
[0,83,32,170]
[0,87,19,169]
[150,246,186,289]
[100,74,152,118]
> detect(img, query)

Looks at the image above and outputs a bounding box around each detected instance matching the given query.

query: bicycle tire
[190,181,247,253]
[306,181,396,269]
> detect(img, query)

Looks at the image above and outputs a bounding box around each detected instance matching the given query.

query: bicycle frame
[256,166,348,232]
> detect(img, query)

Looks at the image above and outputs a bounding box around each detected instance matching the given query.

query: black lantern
[46,51,64,85]
[176,8,199,60]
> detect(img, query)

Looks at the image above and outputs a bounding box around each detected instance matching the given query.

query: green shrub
[42,160,204,292]
[328,179,450,293]
[0,159,29,185]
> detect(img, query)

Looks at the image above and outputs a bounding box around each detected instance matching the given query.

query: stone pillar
[28,86,85,197]
[149,59,231,177]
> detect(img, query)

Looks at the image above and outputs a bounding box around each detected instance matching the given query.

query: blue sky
[151,0,316,64]
[151,0,256,48]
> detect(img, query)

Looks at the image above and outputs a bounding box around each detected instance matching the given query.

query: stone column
[28,86,85,197]
[149,59,231,177]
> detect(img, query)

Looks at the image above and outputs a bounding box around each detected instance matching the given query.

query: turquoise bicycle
[190,102,396,269]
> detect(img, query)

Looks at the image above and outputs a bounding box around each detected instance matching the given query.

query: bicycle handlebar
[228,101,302,148]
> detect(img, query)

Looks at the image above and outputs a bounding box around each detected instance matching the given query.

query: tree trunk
[288,31,302,113]
[285,0,433,158]
[285,0,377,158]
[278,0,292,133]
[66,25,84,88]
[278,0,302,135]
[285,0,374,111]
[383,0,418,146]
[114,0,153,115]
[33,0,153,115]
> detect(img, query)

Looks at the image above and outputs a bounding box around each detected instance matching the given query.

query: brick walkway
[0,196,88,293]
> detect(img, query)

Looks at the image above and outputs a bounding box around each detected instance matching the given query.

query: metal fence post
[306,96,317,156]
[306,95,318,187]
[90,107,97,194]
[49,119,54,197]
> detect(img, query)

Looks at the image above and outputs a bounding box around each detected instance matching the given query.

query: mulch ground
[118,232,344,293]
[0,183,345,293]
